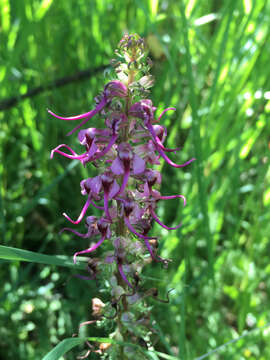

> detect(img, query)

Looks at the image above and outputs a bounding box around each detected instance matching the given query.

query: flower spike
[50,34,194,351]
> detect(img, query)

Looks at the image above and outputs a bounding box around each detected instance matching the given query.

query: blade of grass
[0,245,85,270]
[196,322,270,360]
[42,336,179,360]
[205,0,235,109]
[179,1,212,277]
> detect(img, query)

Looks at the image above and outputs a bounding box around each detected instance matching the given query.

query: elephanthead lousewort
[49,34,194,358]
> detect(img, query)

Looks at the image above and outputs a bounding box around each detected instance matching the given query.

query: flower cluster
[50,34,194,356]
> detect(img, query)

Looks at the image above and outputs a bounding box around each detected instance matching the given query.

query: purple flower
[80,171,120,221]
[111,143,145,195]
[50,119,120,165]
[73,217,111,264]
[130,100,196,168]
[50,37,195,298]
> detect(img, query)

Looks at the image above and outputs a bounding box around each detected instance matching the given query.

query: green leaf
[42,337,85,360]
[0,245,85,270]
[42,336,178,360]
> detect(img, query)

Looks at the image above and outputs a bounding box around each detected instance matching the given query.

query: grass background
[1,0,270,359]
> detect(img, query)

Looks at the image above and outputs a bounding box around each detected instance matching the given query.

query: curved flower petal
[150,206,182,230]
[87,140,99,158]
[66,99,108,136]
[51,144,88,161]
[124,217,156,240]
[51,144,76,156]
[59,227,90,238]
[63,195,91,224]
[156,145,196,168]
[89,198,104,210]
[103,191,112,221]
[149,194,186,230]
[116,167,130,196]
[157,107,176,122]
[117,263,133,289]
[73,235,105,264]
[48,98,107,121]
[159,194,186,206]
[89,176,102,195]
[146,122,181,152]
[91,134,118,161]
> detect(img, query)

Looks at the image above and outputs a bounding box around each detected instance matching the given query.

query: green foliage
[1,0,270,359]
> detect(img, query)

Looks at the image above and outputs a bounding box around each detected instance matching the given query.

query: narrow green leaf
[42,337,85,360]
[0,245,84,270]
[35,0,54,20]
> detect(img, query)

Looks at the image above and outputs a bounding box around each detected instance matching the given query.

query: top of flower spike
[111,33,154,93]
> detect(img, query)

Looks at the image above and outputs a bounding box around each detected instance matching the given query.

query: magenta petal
[147,123,181,153]
[103,191,112,221]
[143,238,156,259]
[90,176,102,195]
[124,217,156,240]
[157,107,176,122]
[63,195,91,224]
[48,98,106,121]
[157,146,196,168]
[91,134,118,161]
[51,148,88,161]
[132,154,145,175]
[150,207,182,230]
[111,157,124,175]
[108,180,120,200]
[159,194,186,206]
[78,128,109,144]
[50,144,87,160]
[87,140,98,158]
[73,235,105,264]
[51,144,76,157]
[116,168,130,196]
[66,99,107,136]
[59,227,89,238]
[89,198,104,210]
[118,263,133,289]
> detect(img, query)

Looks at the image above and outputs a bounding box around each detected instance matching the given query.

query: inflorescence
[49,33,194,357]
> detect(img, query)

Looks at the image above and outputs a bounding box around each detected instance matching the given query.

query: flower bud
[104,80,127,99]
[99,343,111,352]
[152,124,166,142]
[92,297,105,317]
[129,99,155,122]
